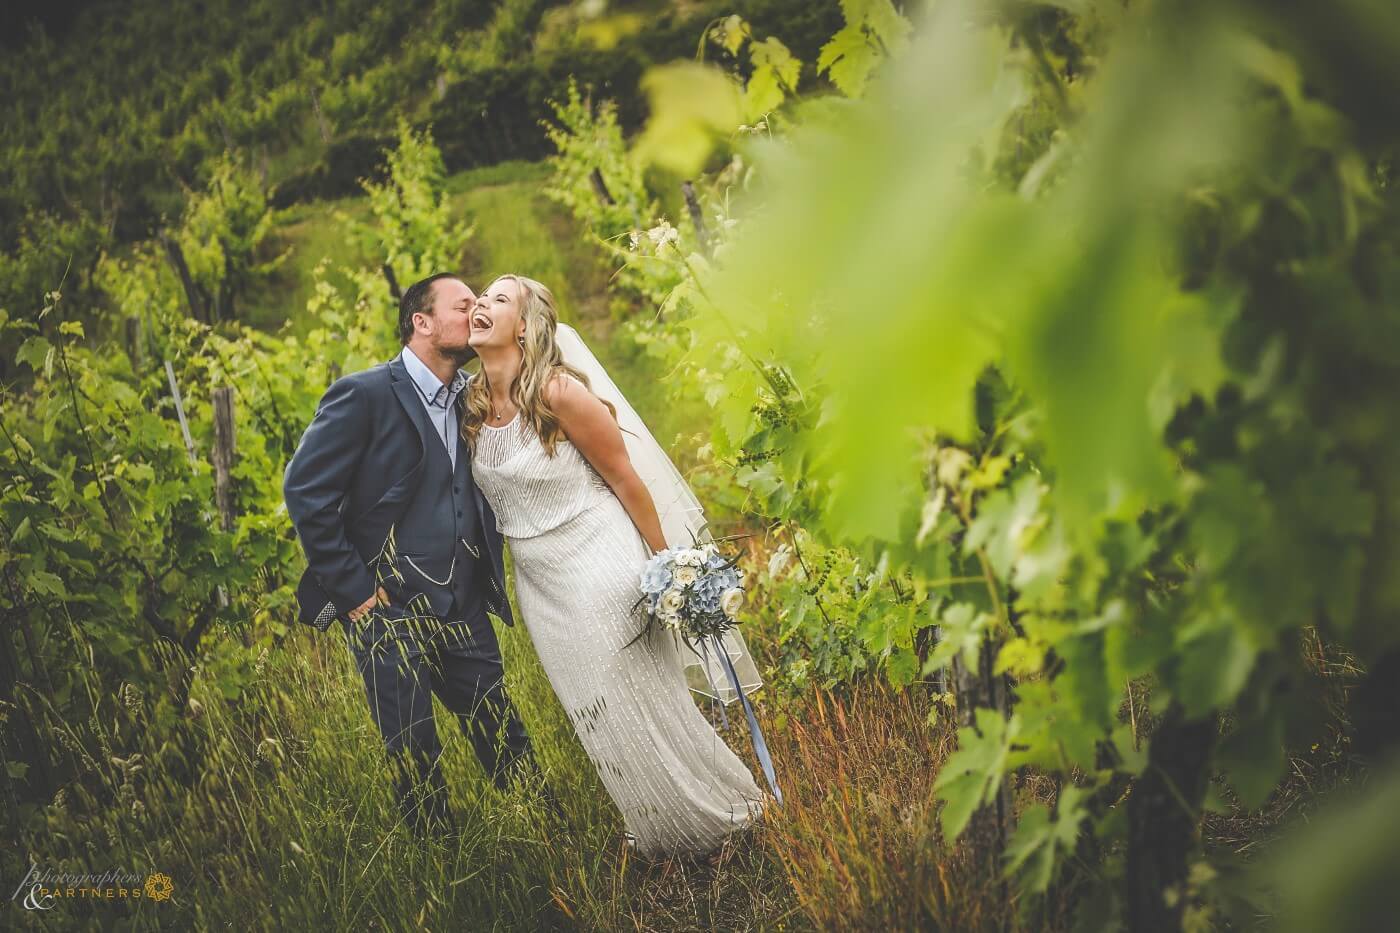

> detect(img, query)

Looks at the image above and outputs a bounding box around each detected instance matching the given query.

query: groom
[284,272,540,836]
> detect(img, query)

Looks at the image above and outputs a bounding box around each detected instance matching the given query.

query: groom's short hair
[398,273,463,344]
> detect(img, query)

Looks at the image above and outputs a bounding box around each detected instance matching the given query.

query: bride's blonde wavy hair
[461,274,614,456]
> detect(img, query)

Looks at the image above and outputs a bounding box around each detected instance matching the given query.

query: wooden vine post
[681,181,710,256]
[212,383,244,642]
[950,641,1014,901]
[308,83,332,145]
[382,263,402,302]
[124,316,143,371]
[211,386,237,533]
[589,167,615,206]
[162,234,207,324]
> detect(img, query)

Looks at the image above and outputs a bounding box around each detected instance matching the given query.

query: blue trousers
[342,601,534,834]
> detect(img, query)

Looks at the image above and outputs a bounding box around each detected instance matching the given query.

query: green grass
[245,195,378,337]
[455,186,578,304]
[244,160,604,342]
[15,614,801,930]
[16,596,1019,930]
[444,160,553,195]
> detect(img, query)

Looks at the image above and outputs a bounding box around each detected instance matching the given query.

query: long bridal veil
[555,322,763,705]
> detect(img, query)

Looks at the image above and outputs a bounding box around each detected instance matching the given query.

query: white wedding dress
[471,405,764,855]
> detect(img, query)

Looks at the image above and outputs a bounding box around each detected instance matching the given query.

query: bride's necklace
[484,371,515,422]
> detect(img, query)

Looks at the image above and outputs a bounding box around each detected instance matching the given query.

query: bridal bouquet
[636,543,746,641]
[634,541,784,807]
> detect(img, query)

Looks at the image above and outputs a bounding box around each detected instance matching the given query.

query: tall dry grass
[11,608,1064,931]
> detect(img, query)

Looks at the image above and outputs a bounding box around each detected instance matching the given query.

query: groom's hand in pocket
[348,586,390,623]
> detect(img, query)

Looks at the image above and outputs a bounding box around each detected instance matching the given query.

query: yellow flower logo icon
[143,872,174,902]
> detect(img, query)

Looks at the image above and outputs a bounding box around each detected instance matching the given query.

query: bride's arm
[548,375,668,553]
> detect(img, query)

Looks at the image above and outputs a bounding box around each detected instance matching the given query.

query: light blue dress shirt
[399,347,467,469]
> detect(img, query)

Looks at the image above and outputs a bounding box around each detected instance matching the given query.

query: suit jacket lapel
[453,401,469,480]
[390,355,439,456]
[357,356,433,530]
[454,393,490,517]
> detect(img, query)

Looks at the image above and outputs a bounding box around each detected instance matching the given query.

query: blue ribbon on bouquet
[697,633,783,808]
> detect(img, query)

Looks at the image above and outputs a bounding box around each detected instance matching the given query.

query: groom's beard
[446,344,479,365]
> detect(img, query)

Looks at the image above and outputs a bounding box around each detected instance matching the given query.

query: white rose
[659,588,686,616]
[673,565,700,587]
[720,588,745,619]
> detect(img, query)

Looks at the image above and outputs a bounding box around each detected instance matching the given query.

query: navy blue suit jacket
[282,354,512,629]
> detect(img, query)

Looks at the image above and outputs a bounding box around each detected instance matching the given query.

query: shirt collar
[400,346,466,406]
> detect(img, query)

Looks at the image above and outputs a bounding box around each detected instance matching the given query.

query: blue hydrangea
[690,565,741,616]
[639,550,676,611]
[637,545,747,635]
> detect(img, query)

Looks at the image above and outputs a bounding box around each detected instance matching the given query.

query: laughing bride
[463,273,768,855]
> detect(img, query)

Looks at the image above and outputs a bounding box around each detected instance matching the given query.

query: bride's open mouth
[471,313,493,334]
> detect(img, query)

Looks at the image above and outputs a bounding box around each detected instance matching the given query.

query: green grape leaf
[856,0,914,52]
[1010,678,1106,772]
[706,20,1023,542]
[994,637,1045,677]
[632,63,742,176]
[16,336,52,372]
[817,0,911,99]
[715,14,747,57]
[1218,708,1287,810]
[1004,785,1088,894]
[1055,633,1115,730]
[26,569,67,598]
[934,708,1019,839]
[737,461,783,499]
[1175,623,1258,718]
[1146,289,1232,430]
[965,475,1045,579]
[1110,722,1148,775]
[817,24,882,98]
[886,644,919,686]
[924,602,991,673]
[744,37,801,122]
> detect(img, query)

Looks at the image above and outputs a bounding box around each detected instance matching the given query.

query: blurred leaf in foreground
[1270,762,1400,933]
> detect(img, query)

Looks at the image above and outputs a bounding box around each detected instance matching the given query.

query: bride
[464,273,765,855]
